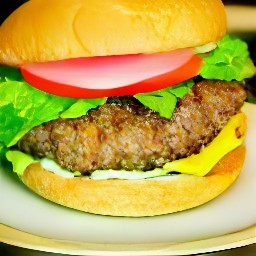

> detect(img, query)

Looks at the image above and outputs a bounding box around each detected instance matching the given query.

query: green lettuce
[134,79,194,119]
[6,150,36,176]
[200,35,255,81]
[0,142,8,163]
[134,35,255,119]
[60,98,107,118]
[0,80,74,147]
[0,66,106,160]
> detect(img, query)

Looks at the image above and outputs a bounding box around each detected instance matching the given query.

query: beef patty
[18,80,246,174]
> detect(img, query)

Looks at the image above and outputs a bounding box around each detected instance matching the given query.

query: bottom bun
[21,146,246,217]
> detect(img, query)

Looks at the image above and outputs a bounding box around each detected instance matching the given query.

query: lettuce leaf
[0,79,75,147]
[60,98,107,118]
[134,80,194,119]
[6,151,36,176]
[0,66,106,160]
[134,35,255,119]
[0,142,8,163]
[200,35,256,81]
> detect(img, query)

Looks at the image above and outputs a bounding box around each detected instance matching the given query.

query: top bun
[0,0,226,67]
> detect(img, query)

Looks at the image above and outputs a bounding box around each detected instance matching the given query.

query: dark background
[0,0,27,24]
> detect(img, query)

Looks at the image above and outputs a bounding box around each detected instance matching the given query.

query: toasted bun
[20,146,245,217]
[0,0,226,67]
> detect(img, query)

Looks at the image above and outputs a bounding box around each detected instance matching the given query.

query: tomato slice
[20,49,202,98]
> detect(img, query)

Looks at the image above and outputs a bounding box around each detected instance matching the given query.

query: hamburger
[0,0,255,217]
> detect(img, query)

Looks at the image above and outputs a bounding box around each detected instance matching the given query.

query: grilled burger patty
[18,80,246,174]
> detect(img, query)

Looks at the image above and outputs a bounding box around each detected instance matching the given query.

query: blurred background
[223,0,256,4]
[0,0,255,255]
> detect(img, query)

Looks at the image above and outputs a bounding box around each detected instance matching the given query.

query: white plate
[0,103,256,255]
[0,225,255,256]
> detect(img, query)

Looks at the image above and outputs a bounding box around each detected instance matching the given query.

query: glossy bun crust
[20,146,245,217]
[0,0,226,66]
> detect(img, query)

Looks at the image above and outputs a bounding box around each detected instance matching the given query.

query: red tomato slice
[20,49,202,98]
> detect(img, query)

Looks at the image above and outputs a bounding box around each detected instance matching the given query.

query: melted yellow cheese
[163,112,246,176]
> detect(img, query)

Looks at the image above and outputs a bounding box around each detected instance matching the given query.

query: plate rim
[0,224,255,255]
